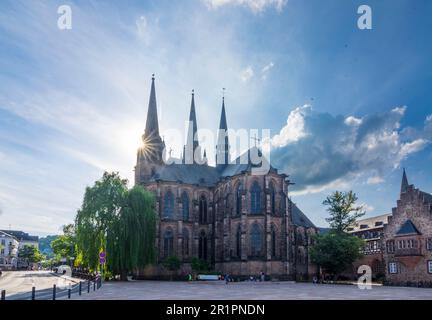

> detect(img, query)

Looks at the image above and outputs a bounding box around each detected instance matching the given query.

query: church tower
[135,75,165,184]
[183,90,202,164]
[216,96,230,168]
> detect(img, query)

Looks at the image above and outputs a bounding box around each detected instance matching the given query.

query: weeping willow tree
[75,172,128,271]
[106,185,156,280]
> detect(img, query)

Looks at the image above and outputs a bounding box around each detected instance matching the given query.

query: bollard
[31,286,36,300]
[68,288,71,299]
[1,290,5,300]
[93,280,96,291]
[87,280,90,293]
[79,281,82,295]
[52,284,56,300]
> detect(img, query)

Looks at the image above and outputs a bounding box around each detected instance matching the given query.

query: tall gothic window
[163,229,174,258]
[163,191,174,218]
[271,225,277,258]
[199,195,207,224]
[182,228,189,257]
[236,184,242,216]
[250,224,263,257]
[250,181,261,214]
[280,192,286,214]
[199,231,207,260]
[269,182,276,215]
[236,224,242,258]
[182,192,189,221]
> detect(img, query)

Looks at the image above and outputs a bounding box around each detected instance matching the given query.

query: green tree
[163,256,181,280]
[310,231,364,277]
[75,172,128,271]
[18,245,43,264]
[51,224,76,264]
[323,190,365,232]
[310,190,366,278]
[106,185,156,280]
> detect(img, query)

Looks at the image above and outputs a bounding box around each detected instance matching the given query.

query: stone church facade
[134,76,318,280]
[382,170,432,286]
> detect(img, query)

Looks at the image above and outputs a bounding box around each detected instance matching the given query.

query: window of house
[199,196,207,224]
[386,240,395,253]
[250,224,263,257]
[250,181,262,214]
[428,261,432,274]
[236,225,241,258]
[269,182,276,215]
[163,229,174,258]
[427,238,432,251]
[182,229,189,257]
[163,191,174,218]
[389,262,398,274]
[182,192,189,221]
[236,184,242,216]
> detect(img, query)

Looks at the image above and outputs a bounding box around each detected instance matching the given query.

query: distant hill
[39,235,58,258]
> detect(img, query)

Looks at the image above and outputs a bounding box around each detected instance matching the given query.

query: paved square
[72,281,432,300]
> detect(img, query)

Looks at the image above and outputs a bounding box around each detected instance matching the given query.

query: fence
[0,275,102,300]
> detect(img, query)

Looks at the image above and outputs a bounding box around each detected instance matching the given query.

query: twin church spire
[142,75,230,167]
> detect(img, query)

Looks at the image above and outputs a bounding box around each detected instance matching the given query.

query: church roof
[395,219,421,236]
[150,163,220,187]
[290,201,316,228]
[220,147,275,177]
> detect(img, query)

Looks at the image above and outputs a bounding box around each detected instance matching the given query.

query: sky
[0,0,431,236]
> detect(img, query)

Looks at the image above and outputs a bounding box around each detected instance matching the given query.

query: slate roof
[395,219,421,236]
[291,201,316,228]
[0,230,38,242]
[150,163,220,187]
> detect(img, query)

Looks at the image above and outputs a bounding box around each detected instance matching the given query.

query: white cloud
[344,116,362,126]
[204,0,288,13]
[261,62,274,80]
[367,176,385,185]
[271,105,309,147]
[271,106,429,194]
[240,66,254,82]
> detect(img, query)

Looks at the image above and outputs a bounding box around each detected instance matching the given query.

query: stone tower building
[383,169,432,286]
[135,76,318,280]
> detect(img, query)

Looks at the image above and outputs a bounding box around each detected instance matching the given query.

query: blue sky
[0,0,431,235]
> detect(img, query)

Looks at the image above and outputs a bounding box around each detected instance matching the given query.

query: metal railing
[0,276,102,300]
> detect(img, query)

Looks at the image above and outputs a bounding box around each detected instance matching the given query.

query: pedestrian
[260,271,265,282]
[313,275,318,284]
[225,273,230,284]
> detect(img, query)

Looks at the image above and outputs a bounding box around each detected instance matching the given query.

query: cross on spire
[251,134,261,147]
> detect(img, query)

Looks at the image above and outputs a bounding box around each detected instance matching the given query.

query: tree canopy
[74,172,157,278]
[18,245,43,264]
[75,172,128,270]
[323,190,365,232]
[310,190,365,277]
[106,185,156,278]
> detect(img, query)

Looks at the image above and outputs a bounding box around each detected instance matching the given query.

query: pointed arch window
[199,231,208,260]
[182,228,190,257]
[163,229,174,258]
[271,225,277,258]
[236,183,242,216]
[250,181,262,214]
[269,182,276,215]
[250,224,263,257]
[236,224,242,258]
[199,195,208,224]
[163,191,174,218]
[182,192,189,221]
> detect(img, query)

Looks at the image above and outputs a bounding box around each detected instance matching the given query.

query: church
[135,75,318,280]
